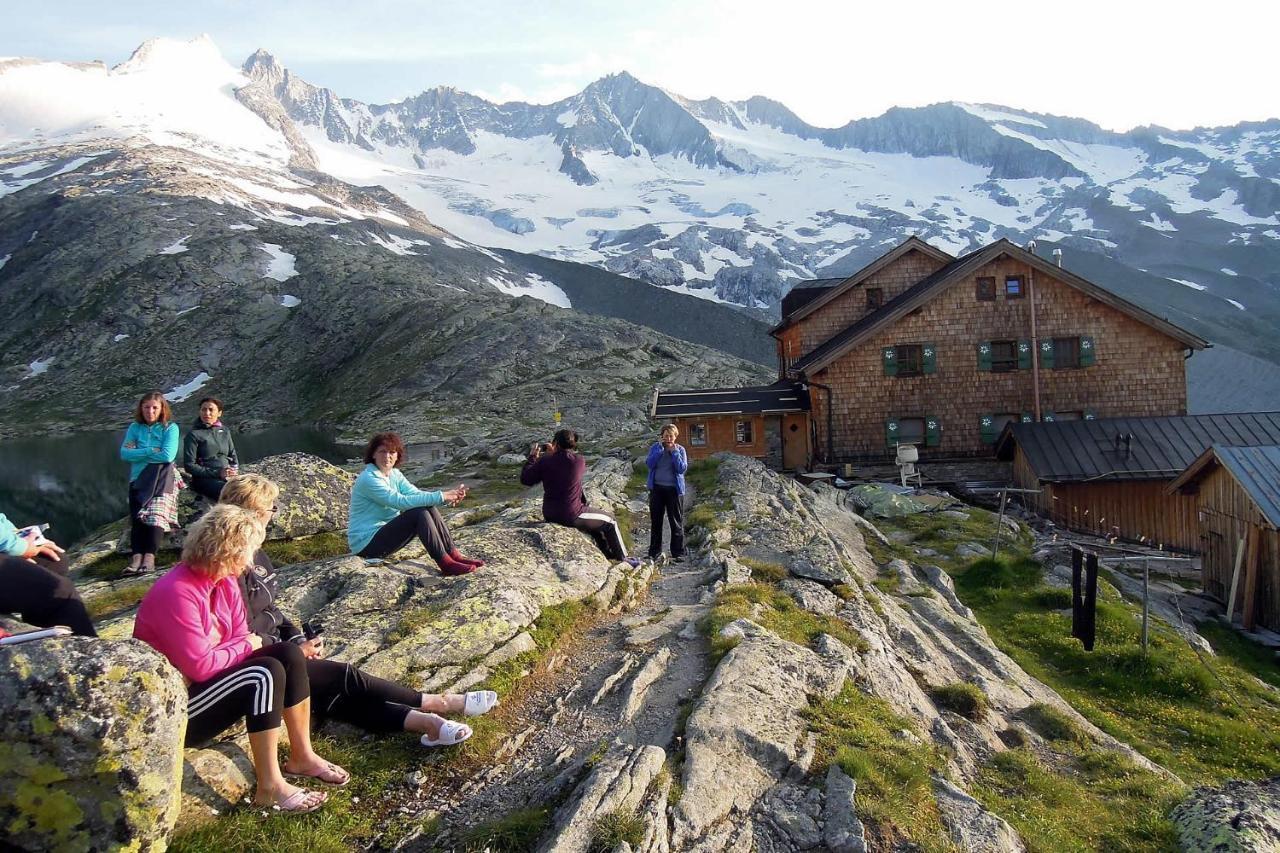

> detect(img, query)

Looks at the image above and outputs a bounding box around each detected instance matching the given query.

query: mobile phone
[17,524,50,545]
[0,626,73,645]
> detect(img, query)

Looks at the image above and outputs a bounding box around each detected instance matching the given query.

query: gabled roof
[779,277,846,318]
[652,381,810,419]
[1169,444,1280,528]
[770,236,953,336]
[995,413,1280,483]
[789,238,1209,375]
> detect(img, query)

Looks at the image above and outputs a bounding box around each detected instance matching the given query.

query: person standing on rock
[645,424,687,562]
[521,428,640,567]
[348,432,483,576]
[183,396,239,501]
[220,474,496,747]
[119,391,179,574]
[133,504,345,814]
[0,512,97,637]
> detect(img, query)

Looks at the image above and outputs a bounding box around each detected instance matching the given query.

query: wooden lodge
[657,235,1209,470]
[649,381,811,469]
[996,412,1280,554]
[1169,445,1280,632]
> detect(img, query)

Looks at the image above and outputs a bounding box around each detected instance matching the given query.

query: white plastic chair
[896,444,923,489]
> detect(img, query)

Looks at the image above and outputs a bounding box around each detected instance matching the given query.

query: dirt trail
[400,503,714,851]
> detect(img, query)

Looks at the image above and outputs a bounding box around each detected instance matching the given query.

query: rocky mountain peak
[242,48,286,85]
[114,34,225,75]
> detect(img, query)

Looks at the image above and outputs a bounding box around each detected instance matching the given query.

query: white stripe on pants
[188,665,275,719]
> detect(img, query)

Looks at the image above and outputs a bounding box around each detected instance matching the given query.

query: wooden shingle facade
[772,237,1207,462]
[651,381,811,469]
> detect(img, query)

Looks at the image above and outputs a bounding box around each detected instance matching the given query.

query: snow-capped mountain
[2,36,1279,372]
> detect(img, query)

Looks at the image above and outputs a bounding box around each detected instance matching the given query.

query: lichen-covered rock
[1171,777,1280,852]
[0,637,187,852]
[101,452,354,554]
[824,765,868,853]
[537,743,665,853]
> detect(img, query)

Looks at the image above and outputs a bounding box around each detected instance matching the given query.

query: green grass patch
[384,602,448,646]
[459,506,500,527]
[615,506,634,553]
[170,734,421,853]
[1196,619,1280,692]
[683,458,722,495]
[459,806,551,852]
[625,461,649,496]
[262,532,351,565]
[1021,703,1087,744]
[588,809,646,852]
[947,555,1280,785]
[929,682,987,721]
[740,557,788,584]
[80,548,181,581]
[705,582,867,659]
[972,747,1181,853]
[804,682,954,852]
[84,578,156,620]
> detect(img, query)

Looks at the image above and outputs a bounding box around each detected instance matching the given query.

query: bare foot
[281,756,350,786]
[420,693,465,714]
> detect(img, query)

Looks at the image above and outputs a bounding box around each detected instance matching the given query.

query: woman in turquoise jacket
[119,391,179,574]
[348,432,481,576]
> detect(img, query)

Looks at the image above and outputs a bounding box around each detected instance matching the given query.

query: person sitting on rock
[0,512,97,637]
[133,504,345,815]
[219,474,495,747]
[183,396,239,501]
[348,431,483,576]
[119,391,179,575]
[520,428,639,567]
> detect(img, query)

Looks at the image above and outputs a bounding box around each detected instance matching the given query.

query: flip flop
[273,788,327,814]
[420,719,472,747]
[463,690,499,717]
[283,760,350,787]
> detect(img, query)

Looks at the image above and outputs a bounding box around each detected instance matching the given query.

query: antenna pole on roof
[1026,242,1042,421]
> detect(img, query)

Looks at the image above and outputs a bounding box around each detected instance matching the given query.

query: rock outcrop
[1171,777,1280,853]
[0,634,187,852]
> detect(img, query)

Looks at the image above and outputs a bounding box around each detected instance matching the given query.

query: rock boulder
[0,636,187,852]
[1171,777,1280,852]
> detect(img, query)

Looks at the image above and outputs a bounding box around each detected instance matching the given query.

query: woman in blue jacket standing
[645,423,688,561]
[119,391,179,574]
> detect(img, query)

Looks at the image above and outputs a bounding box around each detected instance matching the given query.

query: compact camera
[302,619,325,640]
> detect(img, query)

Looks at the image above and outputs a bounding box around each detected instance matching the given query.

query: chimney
[1053,248,1063,267]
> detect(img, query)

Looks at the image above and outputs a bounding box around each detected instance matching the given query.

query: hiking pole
[991,486,1009,559]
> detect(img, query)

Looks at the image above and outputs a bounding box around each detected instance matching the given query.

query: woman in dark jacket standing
[183,397,239,501]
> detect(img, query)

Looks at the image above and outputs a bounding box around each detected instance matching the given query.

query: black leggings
[307,658,423,733]
[184,642,309,747]
[127,483,162,557]
[649,485,686,558]
[567,507,628,561]
[358,506,455,562]
[0,553,97,637]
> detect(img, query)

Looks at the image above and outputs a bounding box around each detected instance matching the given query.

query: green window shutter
[885,418,900,448]
[923,343,937,374]
[1018,339,1032,370]
[1040,338,1055,369]
[1080,335,1096,367]
[977,341,992,372]
[1043,411,1056,422]
[925,416,942,447]
[1021,411,1035,423]
[882,346,898,376]
[1084,409,1098,420]
[980,414,997,444]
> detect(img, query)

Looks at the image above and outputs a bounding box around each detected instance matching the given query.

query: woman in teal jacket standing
[120,391,179,574]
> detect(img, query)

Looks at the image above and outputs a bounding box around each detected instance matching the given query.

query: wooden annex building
[1170,445,1280,633]
[649,381,811,469]
[658,235,1209,468]
[996,412,1280,554]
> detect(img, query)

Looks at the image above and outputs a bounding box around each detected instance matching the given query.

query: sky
[3,0,1276,132]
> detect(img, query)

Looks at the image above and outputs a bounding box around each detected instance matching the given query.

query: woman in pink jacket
[133,504,348,814]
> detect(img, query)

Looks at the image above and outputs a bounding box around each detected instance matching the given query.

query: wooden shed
[1169,445,1280,632]
[651,381,811,470]
[996,413,1280,553]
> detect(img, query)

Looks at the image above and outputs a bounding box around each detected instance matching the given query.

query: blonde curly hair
[218,473,280,515]
[182,504,266,579]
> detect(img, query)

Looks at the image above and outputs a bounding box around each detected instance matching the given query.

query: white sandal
[463,690,499,717]
[420,719,472,747]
